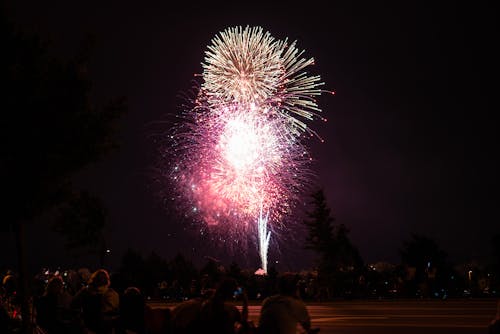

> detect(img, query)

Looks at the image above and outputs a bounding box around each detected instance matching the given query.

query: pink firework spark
[171,99,309,236]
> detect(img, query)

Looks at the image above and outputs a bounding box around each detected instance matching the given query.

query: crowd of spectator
[0,268,318,334]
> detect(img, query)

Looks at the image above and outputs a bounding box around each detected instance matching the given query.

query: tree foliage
[169,253,198,290]
[119,248,147,291]
[399,233,451,297]
[303,190,363,297]
[304,190,363,270]
[400,233,447,274]
[304,190,335,255]
[1,17,125,230]
[52,190,107,259]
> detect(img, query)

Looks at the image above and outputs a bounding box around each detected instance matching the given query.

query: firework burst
[202,26,326,137]
[170,101,309,232]
[202,26,282,105]
[166,26,327,272]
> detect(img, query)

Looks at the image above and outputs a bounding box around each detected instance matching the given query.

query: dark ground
[149,299,498,334]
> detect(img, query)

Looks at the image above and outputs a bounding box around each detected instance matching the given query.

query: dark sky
[1,1,497,271]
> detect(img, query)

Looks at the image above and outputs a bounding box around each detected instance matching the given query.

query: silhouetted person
[199,278,248,334]
[120,287,145,334]
[2,272,18,303]
[170,289,214,334]
[71,269,119,334]
[34,275,73,333]
[489,299,500,334]
[258,273,316,334]
[0,272,21,330]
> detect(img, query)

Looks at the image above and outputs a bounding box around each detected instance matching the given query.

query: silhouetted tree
[227,261,244,283]
[490,234,500,291]
[200,258,222,289]
[400,234,447,275]
[399,234,449,297]
[119,248,147,291]
[169,253,198,292]
[303,190,363,298]
[332,224,364,270]
[144,251,170,296]
[52,190,107,264]
[1,16,125,330]
[304,190,335,255]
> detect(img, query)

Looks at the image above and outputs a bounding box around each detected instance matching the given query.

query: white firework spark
[202,26,328,137]
[202,26,282,104]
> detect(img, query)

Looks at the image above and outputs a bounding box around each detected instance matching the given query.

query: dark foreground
[150,299,497,334]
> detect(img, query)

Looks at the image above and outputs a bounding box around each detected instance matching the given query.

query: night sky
[1,1,497,271]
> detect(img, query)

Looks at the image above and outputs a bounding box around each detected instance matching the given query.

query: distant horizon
[0,218,496,275]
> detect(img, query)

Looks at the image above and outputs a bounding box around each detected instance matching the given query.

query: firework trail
[168,26,327,272]
[258,206,271,275]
